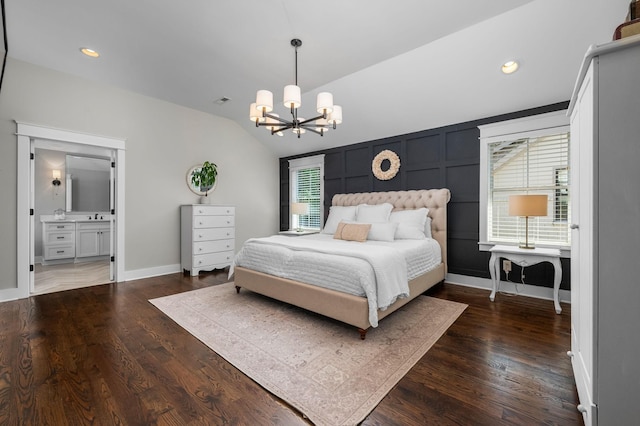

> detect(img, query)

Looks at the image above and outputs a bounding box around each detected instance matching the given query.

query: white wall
[0,58,280,291]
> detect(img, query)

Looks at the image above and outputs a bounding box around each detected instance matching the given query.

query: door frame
[16,121,126,298]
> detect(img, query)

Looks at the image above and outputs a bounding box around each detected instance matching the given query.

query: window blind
[292,166,322,229]
[289,154,324,230]
[488,132,570,246]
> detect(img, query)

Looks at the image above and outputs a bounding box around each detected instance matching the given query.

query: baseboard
[124,264,182,282]
[445,273,571,304]
[0,286,29,303]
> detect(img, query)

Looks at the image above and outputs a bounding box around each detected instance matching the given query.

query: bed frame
[234,189,451,339]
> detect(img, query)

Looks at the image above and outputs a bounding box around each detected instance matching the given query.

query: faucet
[94,213,99,220]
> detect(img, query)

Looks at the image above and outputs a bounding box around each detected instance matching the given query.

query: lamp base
[518,242,535,249]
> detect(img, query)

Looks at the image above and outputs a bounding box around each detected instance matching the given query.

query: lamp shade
[283,85,301,109]
[508,194,548,217]
[291,202,309,215]
[249,103,265,123]
[256,90,273,112]
[52,169,61,179]
[328,105,343,125]
[316,92,334,114]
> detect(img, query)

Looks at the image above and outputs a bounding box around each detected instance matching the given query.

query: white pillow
[424,216,433,239]
[322,206,357,234]
[366,222,398,242]
[356,203,393,223]
[390,208,429,240]
[342,220,398,242]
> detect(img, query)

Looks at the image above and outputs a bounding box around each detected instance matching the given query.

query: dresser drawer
[44,245,75,260]
[193,251,234,268]
[194,239,234,254]
[193,227,235,241]
[46,223,75,232]
[192,206,235,216]
[193,215,235,228]
[44,231,75,244]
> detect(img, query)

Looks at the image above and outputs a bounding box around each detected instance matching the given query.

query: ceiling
[4,0,630,157]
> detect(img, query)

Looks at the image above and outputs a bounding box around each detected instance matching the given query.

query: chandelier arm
[297,113,326,126]
[271,123,294,132]
[303,127,325,136]
[263,112,290,124]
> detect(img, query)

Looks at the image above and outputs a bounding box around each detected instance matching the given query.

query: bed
[232,189,450,339]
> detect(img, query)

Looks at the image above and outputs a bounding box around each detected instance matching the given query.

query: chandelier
[249,39,342,138]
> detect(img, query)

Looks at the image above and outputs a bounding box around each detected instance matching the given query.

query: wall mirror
[186,164,218,196]
[65,155,111,212]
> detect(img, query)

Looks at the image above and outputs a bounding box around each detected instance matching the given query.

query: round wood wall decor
[372,150,401,180]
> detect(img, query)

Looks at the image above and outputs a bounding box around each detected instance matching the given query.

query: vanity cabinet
[42,222,76,262]
[76,222,111,258]
[567,37,640,426]
[181,205,235,276]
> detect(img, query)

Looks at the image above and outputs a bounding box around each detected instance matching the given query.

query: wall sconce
[291,202,309,232]
[508,194,548,249]
[52,170,61,186]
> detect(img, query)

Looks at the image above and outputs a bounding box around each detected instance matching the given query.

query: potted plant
[190,161,218,202]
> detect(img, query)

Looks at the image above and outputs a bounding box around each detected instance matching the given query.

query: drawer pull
[57,236,64,239]
[57,250,65,254]
[198,248,202,252]
[56,225,65,229]
[198,235,203,238]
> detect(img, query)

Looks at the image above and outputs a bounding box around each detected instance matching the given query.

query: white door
[570,60,596,426]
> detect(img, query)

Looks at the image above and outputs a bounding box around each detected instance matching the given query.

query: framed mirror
[186,164,218,196]
[65,154,111,212]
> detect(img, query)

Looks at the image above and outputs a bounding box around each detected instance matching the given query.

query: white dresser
[181,205,235,276]
[567,36,640,426]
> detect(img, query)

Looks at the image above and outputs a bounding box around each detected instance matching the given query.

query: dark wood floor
[0,271,582,425]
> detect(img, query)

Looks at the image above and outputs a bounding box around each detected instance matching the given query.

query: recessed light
[501,60,519,74]
[80,48,100,58]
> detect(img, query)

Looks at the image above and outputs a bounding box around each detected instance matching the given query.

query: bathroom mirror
[186,164,218,196]
[65,155,110,212]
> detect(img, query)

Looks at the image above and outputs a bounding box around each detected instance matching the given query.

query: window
[479,111,571,252]
[288,154,324,230]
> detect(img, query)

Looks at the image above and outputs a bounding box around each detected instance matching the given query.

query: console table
[489,244,562,314]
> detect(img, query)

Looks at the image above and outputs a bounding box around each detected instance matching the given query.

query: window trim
[288,154,324,231]
[478,111,571,256]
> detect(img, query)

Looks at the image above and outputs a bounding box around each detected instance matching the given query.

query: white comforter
[230,234,442,327]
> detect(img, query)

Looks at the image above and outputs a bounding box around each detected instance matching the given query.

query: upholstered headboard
[331,189,451,271]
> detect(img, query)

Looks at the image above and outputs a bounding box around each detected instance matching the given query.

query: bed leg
[358,328,367,340]
[235,286,241,294]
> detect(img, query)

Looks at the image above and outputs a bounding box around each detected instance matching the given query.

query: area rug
[150,283,467,426]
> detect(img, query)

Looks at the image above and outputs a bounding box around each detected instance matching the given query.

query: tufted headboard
[331,189,451,271]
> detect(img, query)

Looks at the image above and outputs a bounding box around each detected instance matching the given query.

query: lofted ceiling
[4,0,630,157]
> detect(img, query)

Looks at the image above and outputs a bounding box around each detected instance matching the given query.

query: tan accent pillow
[334,222,371,242]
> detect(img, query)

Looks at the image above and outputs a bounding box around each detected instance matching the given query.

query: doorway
[16,122,126,299]
[33,147,113,295]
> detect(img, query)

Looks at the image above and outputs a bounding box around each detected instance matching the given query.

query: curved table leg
[489,253,498,301]
[552,258,562,314]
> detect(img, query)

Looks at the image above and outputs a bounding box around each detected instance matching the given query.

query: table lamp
[291,202,309,232]
[508,194,548,249]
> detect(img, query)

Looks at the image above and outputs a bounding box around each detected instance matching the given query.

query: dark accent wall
[280,101,571,290]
